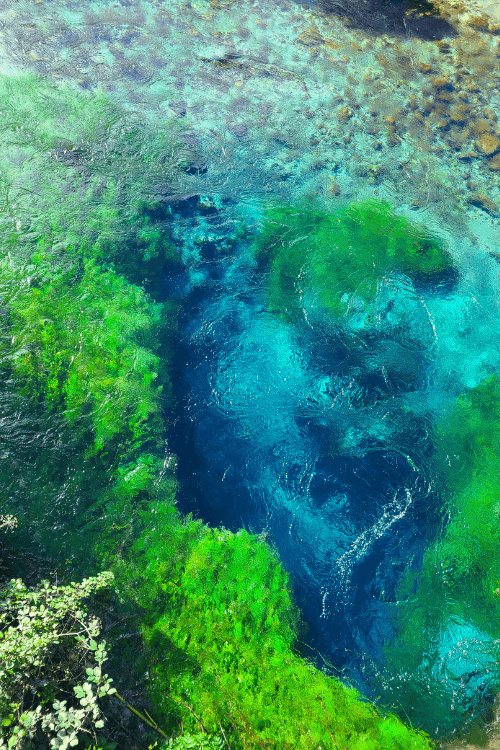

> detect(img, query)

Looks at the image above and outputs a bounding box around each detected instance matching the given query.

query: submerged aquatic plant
[0,73,190,296]
[382,374,500,734]
[254,198,453,320]
[0,75,183,564]
[127,526,434,750]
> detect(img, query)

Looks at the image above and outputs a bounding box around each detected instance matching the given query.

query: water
[1,0,500,742]
[168,202,500,735]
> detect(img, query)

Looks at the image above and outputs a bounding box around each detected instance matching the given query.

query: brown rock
[407,94,418,110]
[432,102,449,117]
[450,105,469,126]
[436,90,454,103]
[296,26,325,46]
[329,179,341,195]
[387,132,401,146]
[436,118,450,130]
[447,130,469,148]
[337,105,353,121]
[468,192,500,216]
[421,99,434,115]
[484,108,498,122]
[489,154,500,171]
[419,62,433,73]
[431,75,453,89]
[473,119,493,135]
[457,152,479,162]
[475,133,500,155]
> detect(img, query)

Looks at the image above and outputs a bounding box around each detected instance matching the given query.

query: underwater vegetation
[253,198,454,321]
[0,74,187,297]
[0,74,436,748]
[127,525,434,749]
[380,374,500,734]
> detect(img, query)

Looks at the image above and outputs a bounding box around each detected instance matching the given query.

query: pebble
[468,192,500,216]
[488,153,500,171]
[475,133,500,155]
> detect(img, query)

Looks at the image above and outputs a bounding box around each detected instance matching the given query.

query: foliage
[0,516,18,534]
[0,572,116,750]
[165,734,225,750]
[253,198,453,320]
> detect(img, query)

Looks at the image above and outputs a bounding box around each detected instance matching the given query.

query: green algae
[382,374,500,733]
[2,259,169,447]
[0,73,189,297]
[424,374,500,606]
[254,198,453,321]
[406,374,500,609]
[0,75,183,564]
[126,526,434,750]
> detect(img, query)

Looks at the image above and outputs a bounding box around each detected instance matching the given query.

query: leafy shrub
[166,734,225,750]
[0,572,115,750]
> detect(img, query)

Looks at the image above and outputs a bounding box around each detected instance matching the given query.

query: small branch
[218,720,231,750]
[166,694,207,734]
[113,693,169,740]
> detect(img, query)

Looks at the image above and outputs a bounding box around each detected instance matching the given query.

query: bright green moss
[2,259,170,452]
[254,199,453,320]
[128,527,434,750]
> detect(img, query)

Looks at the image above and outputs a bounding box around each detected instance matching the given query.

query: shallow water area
[1,0,500,744]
